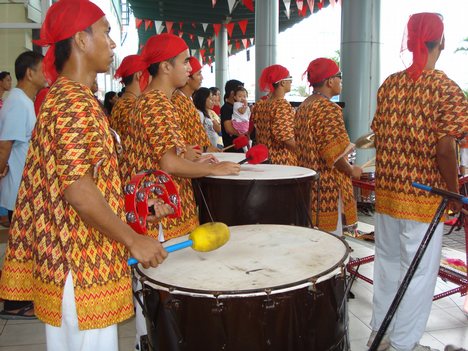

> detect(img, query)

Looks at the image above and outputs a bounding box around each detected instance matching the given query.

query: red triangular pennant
[242,0,254,11]
[296,0,304,11]
[200,49,206,57]
[144,19,153,31]
[213,23,222,37]
[238,19,248,35]
[207,38,213,47]
[318,0,323,10]
[235,40,241,49]
[189,34,194,41]
[165,21,174,33]
[242,38,249,48]
[212,0,217,7]
[178,31,184,38]
[209,48,214,54]
[225,23,235,38]
[179,22,184,30]
[136,18,143,29]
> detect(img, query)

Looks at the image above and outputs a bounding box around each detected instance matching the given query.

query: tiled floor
[0,222,466,350]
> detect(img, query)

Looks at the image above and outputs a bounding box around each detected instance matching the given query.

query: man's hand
[209,161,240,176]
[448,199,463,214]
[0,164,9,178]
[127,235,168,269]
[184,145,202,161]
[147,198,174,222]
[350,165,363,179]
[194,154,219,164]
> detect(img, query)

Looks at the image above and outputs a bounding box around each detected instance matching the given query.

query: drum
[138,224,350,351]
[194,162,318,226]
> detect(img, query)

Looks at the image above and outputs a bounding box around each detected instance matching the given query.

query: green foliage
[291,85,310,97]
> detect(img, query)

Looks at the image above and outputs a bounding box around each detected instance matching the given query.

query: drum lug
[308,278,323,299]
[262,289,277,310]
[167,297,181,311]
[212,295,224,314]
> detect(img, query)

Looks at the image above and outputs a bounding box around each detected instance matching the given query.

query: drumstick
[128,222,230,265]
[360,157,376,169]
[238,144,269,165]
[222,135,249,151]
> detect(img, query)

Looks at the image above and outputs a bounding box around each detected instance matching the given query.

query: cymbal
[355,132,375,149]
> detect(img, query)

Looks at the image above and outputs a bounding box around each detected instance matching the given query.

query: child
[231,86,251,135]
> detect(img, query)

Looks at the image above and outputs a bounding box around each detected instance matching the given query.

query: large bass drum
[138,224,350,351]
[194,154,318,226]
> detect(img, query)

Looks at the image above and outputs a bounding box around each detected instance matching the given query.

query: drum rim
[197,173,319,183]
[136,225,351,296]
[203,164,319,181]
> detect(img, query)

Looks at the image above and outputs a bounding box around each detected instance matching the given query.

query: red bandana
[33,0,105,84]
[259,64,290,92]
[304,58,339,86]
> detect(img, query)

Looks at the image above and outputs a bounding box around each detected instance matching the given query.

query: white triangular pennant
[202,23,208,32]
[198,36,204,48]
[283,0,291,19]
[296,0,304,11]
[227,0,236,13]
[228,44,233,55]
[154,20,163,34]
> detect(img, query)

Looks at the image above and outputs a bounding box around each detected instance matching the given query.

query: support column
[254,0,279,101]
[340,0,381,164]
[215,25,228,92]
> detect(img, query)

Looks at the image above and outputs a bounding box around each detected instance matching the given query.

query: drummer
[251,64,297,165]
[129,33,240,241]
[110,54,148,183]
[0,1,171,349]
[295,58,362,236]
[172,56,219,154]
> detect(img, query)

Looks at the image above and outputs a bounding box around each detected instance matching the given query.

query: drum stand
[365,184,468,351]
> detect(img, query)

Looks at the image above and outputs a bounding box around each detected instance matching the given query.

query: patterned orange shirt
[295,97,357,231]
[171,90,211,147]
[252,98,297,165]
[129,89,199,240]
[0,77,133,329]
[109,94,137,184]
[372,70,468,222]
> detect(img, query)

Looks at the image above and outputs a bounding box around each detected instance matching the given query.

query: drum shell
[143,275,347,351]
[194,176,314,226]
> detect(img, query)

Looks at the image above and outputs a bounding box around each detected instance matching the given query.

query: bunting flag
[144,19,153,31]
[209,48,214,54]
[283,0,291,19]
[154,20,163,34]
[228,44,232,55]
[213,23,222,37]
[299,3,308,17]
[227,0,236,13]
[202,23,208,32]
[207,38,213,47]
[135,18,143,29]
[242,0,254,11]
[235,40,241,49]
[296,0,304,11]
[192,22,197,28]
[179,22,184,30]
[318,0,323,10]
[189,33,194,41]
[198,36,204,48]
[225,22,235,38]
[178,31,184,38]
[307,0,314,13]
[165,21,174,33]
[200,48,206,57]
[139,43,144,50]
[242,38,249,48]
[212,0,217,7]
[238,19,248,35]
[208,57,213,66]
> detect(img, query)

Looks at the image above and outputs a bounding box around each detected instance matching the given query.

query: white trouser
[370,213,443,351]
[46,273,118,351]
[330,194,343,236]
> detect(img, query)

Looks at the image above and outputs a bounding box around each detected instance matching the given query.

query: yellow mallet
[128,222,230,265]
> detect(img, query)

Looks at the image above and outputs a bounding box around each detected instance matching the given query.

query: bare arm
[64,173,167,268]
[335,156,362,179]
[159,147,240,178]
[223,120,239,136]
[283,139,296,150]
[436,135,462,212]
[0,140,13,175]
[212,119,221,134]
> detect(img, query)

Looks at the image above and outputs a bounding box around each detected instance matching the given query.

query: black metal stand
[369,198,449,351]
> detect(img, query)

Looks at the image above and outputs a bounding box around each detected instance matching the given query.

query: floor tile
[429,326,468,349]
[348,313,371,341]
[0,321,45,346]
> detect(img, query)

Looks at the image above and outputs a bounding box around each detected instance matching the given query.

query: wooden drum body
[138,225,350,351]
[194,156,318,226]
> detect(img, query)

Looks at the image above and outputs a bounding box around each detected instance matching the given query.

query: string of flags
[135,0,338,63]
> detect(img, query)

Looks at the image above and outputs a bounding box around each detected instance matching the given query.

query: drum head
[205,163,317,181]
[139,224,349,295]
